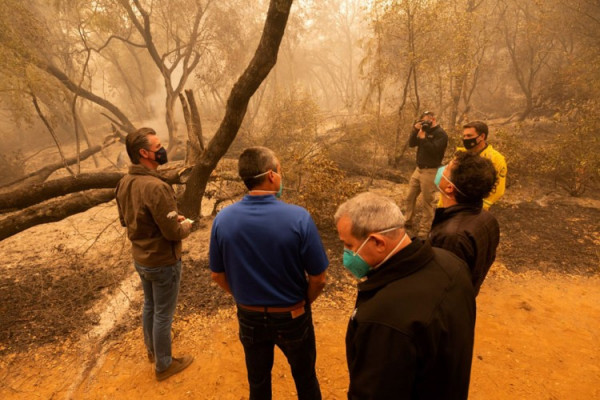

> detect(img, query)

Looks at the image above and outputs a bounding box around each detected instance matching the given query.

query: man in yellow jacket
[442,121,507,210]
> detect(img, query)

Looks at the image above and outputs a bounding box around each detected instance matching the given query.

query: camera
[420,120,432,131]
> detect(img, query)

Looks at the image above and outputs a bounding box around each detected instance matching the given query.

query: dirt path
[1,179,599,399]
[1,265,598,399]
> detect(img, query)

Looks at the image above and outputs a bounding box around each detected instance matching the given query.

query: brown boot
[155,355,194,382]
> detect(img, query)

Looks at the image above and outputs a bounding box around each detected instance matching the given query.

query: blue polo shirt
[209,195,329,306]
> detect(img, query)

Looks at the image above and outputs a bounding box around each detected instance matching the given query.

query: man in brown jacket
[429,151,500,295]
[115,127,193,381]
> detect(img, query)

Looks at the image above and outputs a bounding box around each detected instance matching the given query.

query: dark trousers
[237,305,321,400]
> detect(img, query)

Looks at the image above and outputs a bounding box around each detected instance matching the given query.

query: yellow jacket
[438,144,507,210]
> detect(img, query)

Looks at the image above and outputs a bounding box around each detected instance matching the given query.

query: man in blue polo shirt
[209,146,329,400]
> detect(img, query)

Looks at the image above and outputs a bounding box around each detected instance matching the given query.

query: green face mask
[342,227,405,279]
[273,172,283,198]
[342,237,371,279]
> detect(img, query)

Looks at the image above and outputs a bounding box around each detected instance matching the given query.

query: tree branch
[0,172,124,211]
[179,0,294,218]
[30,93,76,177]
[1,137,119,189]
[40,63,136,133]
[0,189,116,242]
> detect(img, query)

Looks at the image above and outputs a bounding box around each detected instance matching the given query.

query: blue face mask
[434,165,446,187]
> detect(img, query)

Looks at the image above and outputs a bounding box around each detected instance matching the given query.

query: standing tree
[431,0,496,128]
[363,0,433,164]
[179,0,294,218]
[115,0,210,154]
[499,0,557,120]
[0,0,294,239]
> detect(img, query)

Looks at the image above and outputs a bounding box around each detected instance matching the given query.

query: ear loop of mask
[352,226,402,258]
[373,231,409,269]
[252,170,270,179]
[249,170,281,195]
[437,165,466,198]
[345,226,408,271]
[442,174,466,196]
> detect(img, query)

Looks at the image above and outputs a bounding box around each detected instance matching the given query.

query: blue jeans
[134,261,181,372]
[237,305,321,400]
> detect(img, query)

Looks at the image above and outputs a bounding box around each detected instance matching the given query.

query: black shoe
[155,355,194,381]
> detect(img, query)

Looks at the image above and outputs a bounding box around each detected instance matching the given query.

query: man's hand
[178,214,194,227]
[414,121,426,139]
[211,272,232,294]
[307,271,327,304]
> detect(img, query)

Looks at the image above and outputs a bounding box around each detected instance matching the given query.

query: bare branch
[30,93,76,177]
[1,137,119,189]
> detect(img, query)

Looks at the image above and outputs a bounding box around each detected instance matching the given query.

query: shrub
[250,91,362,228]
[550,100,600,196]
[283,153,361,230]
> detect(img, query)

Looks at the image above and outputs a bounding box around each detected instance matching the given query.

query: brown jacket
[115,164,191,267]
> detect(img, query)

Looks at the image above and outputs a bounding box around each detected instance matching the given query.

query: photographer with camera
[404,111,448,239]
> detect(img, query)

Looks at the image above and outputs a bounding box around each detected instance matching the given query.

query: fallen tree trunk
[0,172,125,211]
[0,165,201,213]
[0,189,116,241]
[0,165,241,239]
[0,0,290,236]
[1,137,119,190]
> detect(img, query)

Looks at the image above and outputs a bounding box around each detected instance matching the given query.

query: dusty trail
[1,180,599,399]
[63,271,141,398]
[1,265,599,399]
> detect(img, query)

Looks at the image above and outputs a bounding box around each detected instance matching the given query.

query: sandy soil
[1,172,599,399]
[1,265,599,399]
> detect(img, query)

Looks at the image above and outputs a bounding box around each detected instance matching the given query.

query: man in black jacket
[405,111,448,239]
[429,151,500,295]
[335,192,475,400]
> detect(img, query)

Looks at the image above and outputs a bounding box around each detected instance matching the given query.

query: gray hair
[238,146,279,190]
[334,192,405,239]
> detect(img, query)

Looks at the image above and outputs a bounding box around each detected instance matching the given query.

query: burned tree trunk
[0,0,293,238]
[0,189,116,241]
[179,90,204,165]
[0,172,124,211]
[179,0,294,218]
[0,164,238,240]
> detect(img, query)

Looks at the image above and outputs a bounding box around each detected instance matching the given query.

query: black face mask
[463,135,481,149]
[153,147,168,165]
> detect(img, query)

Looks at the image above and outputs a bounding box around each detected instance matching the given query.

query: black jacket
[346,240,475,400]
[429,204,500,295]
[408,125,448,169]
